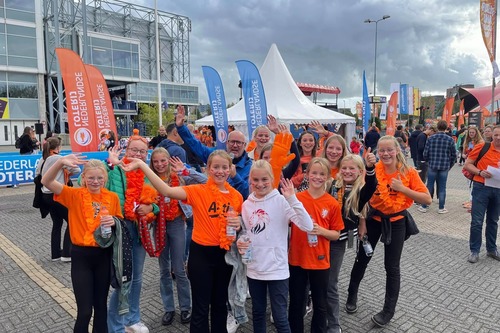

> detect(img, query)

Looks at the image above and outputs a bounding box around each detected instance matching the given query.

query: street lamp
[364,15,390,106]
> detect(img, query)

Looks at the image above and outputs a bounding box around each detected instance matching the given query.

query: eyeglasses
[227,140,245,146]
[86,177,105,183]
[127,148,148,155]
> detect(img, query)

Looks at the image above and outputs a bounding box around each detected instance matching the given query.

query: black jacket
[408,130,422,159]
[19,134,37,154]
[416,132,428,161]
[364,129,380,151]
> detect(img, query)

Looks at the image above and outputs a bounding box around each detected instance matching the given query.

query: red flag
[480,0,499,76]
[442,97,454,124]
[458,100,465,128]
[84,64,118,142]
[386,91,398,136]
[55,48,99,152]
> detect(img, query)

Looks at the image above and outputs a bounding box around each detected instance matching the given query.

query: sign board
[468,112,482,127]
[369,96,387,104]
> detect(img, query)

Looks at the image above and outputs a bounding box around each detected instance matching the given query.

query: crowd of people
[34,111,500,333]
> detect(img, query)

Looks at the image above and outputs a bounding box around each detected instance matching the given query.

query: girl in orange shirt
[122,150,243,333]
[288,157,344,333]
[345,136,431,328]
[42,156,122,333]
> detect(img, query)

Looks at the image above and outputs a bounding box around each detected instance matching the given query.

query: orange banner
[480,0,496,63]
[84,64,118,146]
[442,97,454,125]
[458,100,465,128]
[386,91,398,136]
[55,48,99,152]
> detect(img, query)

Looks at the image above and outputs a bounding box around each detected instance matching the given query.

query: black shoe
[371,311,393,327]
[162,311,175,326]
[180,310,191,324]
[345,293,358,314]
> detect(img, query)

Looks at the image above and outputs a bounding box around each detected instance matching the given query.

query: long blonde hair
[321,134,348,169]
[335,154,367,217]
[150,147,185,185]
[305,157,331,191]
[377,135,412,175]
[463,126,484,149]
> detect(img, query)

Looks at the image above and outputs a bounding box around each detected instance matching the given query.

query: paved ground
[0,146,499,332]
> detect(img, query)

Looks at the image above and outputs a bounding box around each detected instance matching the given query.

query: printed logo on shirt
[248,208,270,234]
[321,208,328,219]
[208,201,231,218]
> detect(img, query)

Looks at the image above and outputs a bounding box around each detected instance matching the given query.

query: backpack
[15,136,22,149]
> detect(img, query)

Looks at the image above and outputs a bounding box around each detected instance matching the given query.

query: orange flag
[84,64,118,142]
[386,91,398,136]
[55,48,99,152]
[442,97,454,125]
[457,100,465,128]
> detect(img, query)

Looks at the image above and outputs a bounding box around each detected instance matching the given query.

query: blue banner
[235,60,268,136]
[362,70,371,135]
[202,66,229,149]
[399,84,408,115]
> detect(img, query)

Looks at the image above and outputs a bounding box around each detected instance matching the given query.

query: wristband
[478,170,482,176]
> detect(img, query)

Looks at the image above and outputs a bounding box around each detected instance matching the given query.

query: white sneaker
[61,257,71,262]
[270,312,274,324]
[227,313,239,333]
[304,295,313,318]
[438,208,448,214]
[417,206,427,213]
[125,322,149,333]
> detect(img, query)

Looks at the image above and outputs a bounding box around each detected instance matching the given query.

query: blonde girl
[122,150,243,333]
[288,157,344,333]
[247,125,272,160]
[149,148,192,325]
[321,134,348,180]
[327,153,377,332]
[345,136,431,327]
[236,160,312,333]
[42,156,122,333]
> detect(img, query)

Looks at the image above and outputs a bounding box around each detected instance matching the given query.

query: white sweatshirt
[241,189,313,280]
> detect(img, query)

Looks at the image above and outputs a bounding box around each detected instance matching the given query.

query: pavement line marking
[0,232,77,319]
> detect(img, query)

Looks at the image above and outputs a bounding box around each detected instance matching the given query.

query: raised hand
[60,154,87,167]
[279,178,296,198]
[277,123,289,134]
[390,175,405,192]
[270,132,296,188]
[267,115,279,134]
[364,147,376,167]
[169,156,185,173]
[309,120,327,136]
[108,145,123,165]
[121,157,145,172]
[175,105,186,127]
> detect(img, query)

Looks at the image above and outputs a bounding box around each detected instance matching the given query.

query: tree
[137,103,175,136]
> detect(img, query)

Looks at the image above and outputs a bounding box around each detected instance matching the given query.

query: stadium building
[0,0,198,145]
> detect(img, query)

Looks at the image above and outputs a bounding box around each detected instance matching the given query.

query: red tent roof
[296,82,341,96]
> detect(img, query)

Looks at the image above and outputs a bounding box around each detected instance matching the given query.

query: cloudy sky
[142,0,492,110]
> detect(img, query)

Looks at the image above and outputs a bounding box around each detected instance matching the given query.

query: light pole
[364,15,390,107]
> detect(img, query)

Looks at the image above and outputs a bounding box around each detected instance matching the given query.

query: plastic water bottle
[226,206,237,241]
[307,217,318,247]
[362,235,373,257]
[239,230,252,264]
[100,206,112,238]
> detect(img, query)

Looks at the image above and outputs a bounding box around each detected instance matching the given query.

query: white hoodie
[241,189,313,280]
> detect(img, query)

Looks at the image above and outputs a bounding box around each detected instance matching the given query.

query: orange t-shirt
[369,167,427,221]
[291,155,313,188]
[289,191,344,270]
[54,186,122,247]
[330,167,339,179]
[468,143,500,184]
[183,184,243,246]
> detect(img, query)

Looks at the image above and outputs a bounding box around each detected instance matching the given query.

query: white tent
[196,44,356,140]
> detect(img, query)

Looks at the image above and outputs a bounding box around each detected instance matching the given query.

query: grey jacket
[94,217,131,316]
[225,242,249,325]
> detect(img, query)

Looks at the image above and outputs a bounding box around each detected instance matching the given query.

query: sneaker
[304,294,313,318]
[125,322,149,333]
[270,312,274,324]
[61,257,72,262]
[51,257,61,262]
[227,312,239,333]
[487,250,500,261]
[468,253,479,263]
[417,206,427,213]
[438,208,448,214]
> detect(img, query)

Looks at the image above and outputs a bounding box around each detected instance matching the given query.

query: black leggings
[71,245,112,333]
[42,193,71,259]
[188,241,232,333]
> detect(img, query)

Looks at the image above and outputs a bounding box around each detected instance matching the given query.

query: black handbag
[32,160,46,209]
[404,212,419,240]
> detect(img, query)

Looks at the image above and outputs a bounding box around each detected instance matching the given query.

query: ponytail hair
[42,137,61,160]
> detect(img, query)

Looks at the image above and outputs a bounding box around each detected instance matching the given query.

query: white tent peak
[196,44,355,139]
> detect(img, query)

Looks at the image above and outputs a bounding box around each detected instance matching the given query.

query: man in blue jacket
[158,123,187,163]
[174,106,251,199]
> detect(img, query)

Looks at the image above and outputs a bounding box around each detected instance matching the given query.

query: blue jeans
[159,216,191,312]
[108,220,147,333]
[247,277,290,333]
[184,216,193,262]
[327,240,346,333]
[469,182,500,254]
[423,168,449,209]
